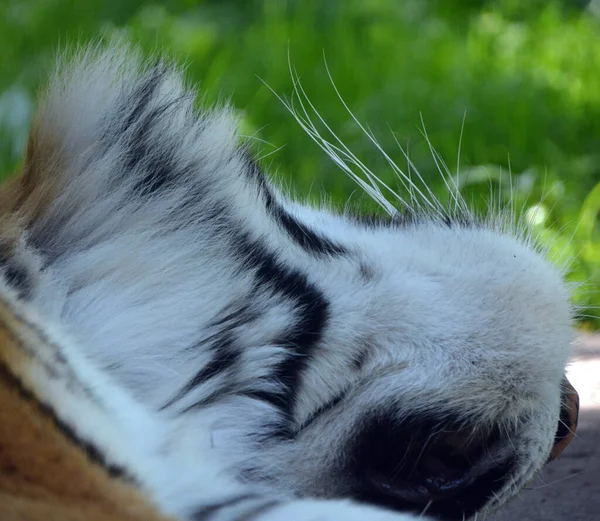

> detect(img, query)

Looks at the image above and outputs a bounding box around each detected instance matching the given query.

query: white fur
[0,42,576,521]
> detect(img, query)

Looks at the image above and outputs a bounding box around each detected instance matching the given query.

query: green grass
[1,0,599,327]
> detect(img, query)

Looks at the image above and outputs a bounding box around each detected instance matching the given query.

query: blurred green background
[0,0,599,328]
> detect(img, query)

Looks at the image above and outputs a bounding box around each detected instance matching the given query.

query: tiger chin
[0,42,579,521]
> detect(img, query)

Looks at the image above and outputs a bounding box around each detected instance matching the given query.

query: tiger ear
[17,44,146,198]
[8,43,158,224]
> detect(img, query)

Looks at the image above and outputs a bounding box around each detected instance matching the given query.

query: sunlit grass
[0,0,598,326]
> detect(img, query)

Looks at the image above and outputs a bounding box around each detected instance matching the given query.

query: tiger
[0,42,580,521]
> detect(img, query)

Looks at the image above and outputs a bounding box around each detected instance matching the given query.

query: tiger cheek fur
[0,42,576,521]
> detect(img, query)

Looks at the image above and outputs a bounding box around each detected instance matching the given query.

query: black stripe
[441,214,475,228]
[177,382,238,414]
[231,500,281,521]
[234,231,330,421]
[271,205,347,256]
[96,65,164,158]
[242,151,347,256]
[0,244,34,301]
[0,360,131,480]
[358,262,375,283]
[294,387,349,435]
[124,69,176,196]
[207,303,260,330]
[3,263,32,300]
[191,493,261,521]
[163,222,329,418]
[171,228,330,423]
[160,332,239,410]
[351,212,415,228]
[352,348,369,370]
[107,64,199,197]
[0,305,102,406]
[127,98,198,197]
[160,304,260,410]
[121,64,166,133]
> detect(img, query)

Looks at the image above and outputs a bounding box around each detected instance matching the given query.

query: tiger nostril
[350,417,516,521]
[548,377,579,462]
[366,448,476,505]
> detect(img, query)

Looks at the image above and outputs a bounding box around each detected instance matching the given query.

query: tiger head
[0,42,578,521]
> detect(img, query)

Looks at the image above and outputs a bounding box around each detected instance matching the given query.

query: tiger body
[0,43,578,521]
[0,287,173,521]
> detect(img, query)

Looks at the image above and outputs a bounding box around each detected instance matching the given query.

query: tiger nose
[548,377,579,462]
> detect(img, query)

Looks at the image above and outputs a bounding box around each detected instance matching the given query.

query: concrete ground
[491,334,600,521]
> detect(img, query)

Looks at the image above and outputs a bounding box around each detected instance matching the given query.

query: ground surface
[491,334,600,521]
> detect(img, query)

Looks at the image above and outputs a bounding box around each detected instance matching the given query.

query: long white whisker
[418,112,467,215]
[257,73,397,215]
[289,69,385,196]
[321,55,445,216]
[257,144,287,162]
[286,62,404,214]
[389,131,445,216]
[456,110,468,215]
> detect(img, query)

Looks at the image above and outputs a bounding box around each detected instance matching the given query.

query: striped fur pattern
[0,43,575,521]
[0,281,173,521]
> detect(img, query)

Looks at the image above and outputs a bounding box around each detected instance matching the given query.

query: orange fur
[0,298,173,521]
